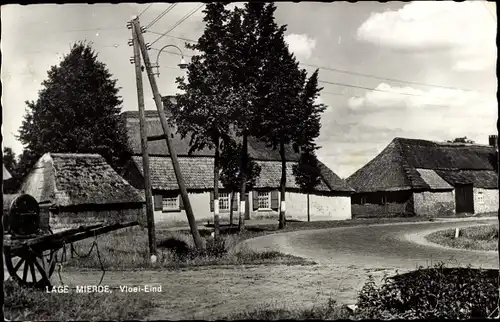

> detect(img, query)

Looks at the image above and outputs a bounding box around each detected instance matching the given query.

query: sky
[1,1,498,178]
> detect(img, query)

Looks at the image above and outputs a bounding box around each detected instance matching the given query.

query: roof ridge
[394,136,494,148]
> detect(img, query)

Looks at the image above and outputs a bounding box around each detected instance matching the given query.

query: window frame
[477,192,484,203]
[162,195,180,212]
[257,191,272,210]
[218,192,231,212]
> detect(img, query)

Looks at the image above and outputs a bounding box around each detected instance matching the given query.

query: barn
[347,136,499,217]
[19,153,146,227]
[121,97,353,224]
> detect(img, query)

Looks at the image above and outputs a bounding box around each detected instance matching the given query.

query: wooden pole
[132,21,157,262]
[132,18,204,250]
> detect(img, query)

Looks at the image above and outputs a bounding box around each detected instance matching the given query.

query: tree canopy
[17,41,131,179]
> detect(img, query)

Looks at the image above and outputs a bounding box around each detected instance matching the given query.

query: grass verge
[426,224,498,251]
[62,227,314,270]
[3,279,157,321]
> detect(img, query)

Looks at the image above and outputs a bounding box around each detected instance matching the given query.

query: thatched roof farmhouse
[20,153,145,226]
[121,96,353,223]
[347,136,498,217]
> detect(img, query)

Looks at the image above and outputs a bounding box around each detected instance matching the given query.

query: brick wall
[413,190,455,217]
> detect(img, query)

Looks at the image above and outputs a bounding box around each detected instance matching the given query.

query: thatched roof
[121,107,301,161]
[3,164,12,181]
[130,156,353,193]
[20,153,145,207]
[347,137,498,192]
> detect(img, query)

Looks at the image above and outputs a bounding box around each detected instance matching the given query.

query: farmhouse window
[381,196,388,205]
[257,191,271,210]
[360,196,366,205]
[219,192,230,211]
[477,192,484,203]
[163,195,179,211]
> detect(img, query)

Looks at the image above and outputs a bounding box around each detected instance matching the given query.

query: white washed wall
[473,188,499,214]
[152,190,351,224]
[152,191,238,225]
[285,192,351,221]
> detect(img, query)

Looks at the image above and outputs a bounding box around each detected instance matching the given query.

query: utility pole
[128,18,157,262]
[132,18,204,250]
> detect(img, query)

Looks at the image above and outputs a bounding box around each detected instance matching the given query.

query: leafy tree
[294,70,327,149]
[252,3,308,229]
[17,41,131,179]
[3,147,19,193]
[3,147,17,175]
[172,3,233,238]
[219,139,262,226]
[292,145,322,222]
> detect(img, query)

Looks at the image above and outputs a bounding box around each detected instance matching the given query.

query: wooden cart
[3,194,139,289]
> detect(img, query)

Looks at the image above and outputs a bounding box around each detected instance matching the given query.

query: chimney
[489,135,498,148]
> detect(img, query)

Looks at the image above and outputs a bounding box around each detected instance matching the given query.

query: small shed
[19,153,146,227]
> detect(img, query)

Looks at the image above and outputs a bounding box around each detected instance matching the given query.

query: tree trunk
[229,190,234,227]
[213,134,220,239]
[279,140,286,229]
[307,193,310,222]
[238,133,248,231]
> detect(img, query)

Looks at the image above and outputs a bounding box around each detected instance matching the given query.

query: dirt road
[6,218,498,320]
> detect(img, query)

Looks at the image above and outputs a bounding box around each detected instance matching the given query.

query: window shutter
[252,191,259,210]
[178,194,184,210]
[154,195,163,211]
[231,192,238,211]
[271,190,279,210]
[210,191,214,212]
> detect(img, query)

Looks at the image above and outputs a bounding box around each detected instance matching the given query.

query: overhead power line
[150,3,205,47]
[320,90,450,109]
[147,30,198,43]
[138,4,154,18]
[301,63,481,93]
[144,33,482,94]
[145,3,178,30]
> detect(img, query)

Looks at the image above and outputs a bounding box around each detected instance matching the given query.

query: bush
[356,263,499,319]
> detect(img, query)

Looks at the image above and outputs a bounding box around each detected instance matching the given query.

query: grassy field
[58,216,443,270]
[426,224,498,251]
[62,226,314,270]
[4,280,157,321]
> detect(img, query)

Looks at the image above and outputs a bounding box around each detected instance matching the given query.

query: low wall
[413,191,455,217]
[49,207,143,229]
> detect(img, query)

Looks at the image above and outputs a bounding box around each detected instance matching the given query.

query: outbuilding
[347,136,498,217]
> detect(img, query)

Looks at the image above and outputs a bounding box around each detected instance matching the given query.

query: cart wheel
[4,246,58,289]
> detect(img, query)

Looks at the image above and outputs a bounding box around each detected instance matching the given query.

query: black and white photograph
[1,1,498,320]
